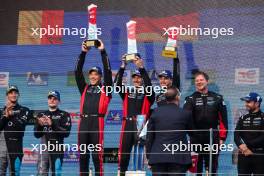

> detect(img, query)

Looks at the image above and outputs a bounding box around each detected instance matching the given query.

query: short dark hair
[194,71,209,81]
[165,86,180,102]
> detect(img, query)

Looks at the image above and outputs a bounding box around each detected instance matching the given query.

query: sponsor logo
[27,72,48,86]
[103,148,118,163]
[235,68,259,85]
[69,112,81,123]
[0,72,9,87]
[63,148,79,163]
[22,148,38,164]
[106,110,122,125]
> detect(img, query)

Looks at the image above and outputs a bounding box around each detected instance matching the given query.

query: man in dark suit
[146,86,192,176]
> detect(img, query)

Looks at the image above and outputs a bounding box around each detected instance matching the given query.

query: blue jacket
[146,103,192,165]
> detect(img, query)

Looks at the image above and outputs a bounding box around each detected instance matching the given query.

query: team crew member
[0,85,32,176]
[156,57,180,106]
[75,40,113,176]
[34,91,71,176]
[115,57,155,175]
[234,92,264,175]
[183,71,228,175]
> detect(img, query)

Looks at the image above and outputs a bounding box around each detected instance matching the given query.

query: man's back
[146,103,192,165]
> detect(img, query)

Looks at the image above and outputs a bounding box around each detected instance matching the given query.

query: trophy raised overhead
[124,20,140,62]
[85,4,100,48]
[162,27,178,58]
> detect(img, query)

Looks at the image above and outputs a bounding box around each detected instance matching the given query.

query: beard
[247,107,255,113]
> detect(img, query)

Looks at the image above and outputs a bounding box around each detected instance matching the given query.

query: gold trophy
[162,27,178,58]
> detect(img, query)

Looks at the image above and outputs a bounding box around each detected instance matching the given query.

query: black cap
[88,66,103,75]
[240,92,262,103]
[158,70,173,79]
[6,85,19,95]
[48,90,61,101]
[131,70,142,77]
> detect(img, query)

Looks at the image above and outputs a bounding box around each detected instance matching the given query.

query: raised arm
[98,40,113,87]
[114,59,126,100]
[74,41,88,94]
[139,68,155,105]
[134,57,155,105]
[172,57,180,89]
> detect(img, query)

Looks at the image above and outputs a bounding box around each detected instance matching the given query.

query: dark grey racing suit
[0,105,32,176]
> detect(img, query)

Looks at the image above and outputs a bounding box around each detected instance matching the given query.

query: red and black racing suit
[115,67,155,175]
[183,91,228,175]
[156,57,180,106]
[75,49,112,176]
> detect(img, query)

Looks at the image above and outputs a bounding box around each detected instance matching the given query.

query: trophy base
[124,53,139,62]
[162,46,177,58]
[85,40,100,48]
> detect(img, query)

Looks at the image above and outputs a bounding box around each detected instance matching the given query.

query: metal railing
[0,129,263,175]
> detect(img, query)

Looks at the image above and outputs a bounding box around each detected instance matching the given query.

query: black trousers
[118,119,137,176]
[196,151,219,175]
[151,163,189,176]
[6,138,23,176]
[50,153,64,176]
[238,152,264,175]
[191,133,219,176]
[8,153,23,176]
[78,116,104,176]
